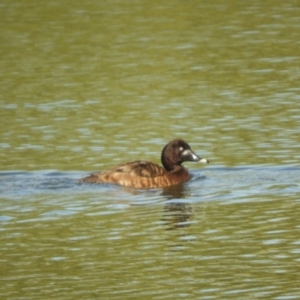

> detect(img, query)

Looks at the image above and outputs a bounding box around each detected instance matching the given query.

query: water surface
[1,0,300,299]
[1,166,300,299]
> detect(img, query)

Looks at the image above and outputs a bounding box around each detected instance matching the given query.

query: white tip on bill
[199,158,209,164]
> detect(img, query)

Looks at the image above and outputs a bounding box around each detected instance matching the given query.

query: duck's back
[80,160,190,189]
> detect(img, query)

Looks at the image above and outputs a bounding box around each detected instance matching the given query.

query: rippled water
[1,0,300,299]
[1,167,300,299]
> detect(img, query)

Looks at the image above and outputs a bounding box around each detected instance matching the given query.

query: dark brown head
[161,139,209,172]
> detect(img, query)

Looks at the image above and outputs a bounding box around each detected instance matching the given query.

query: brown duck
[80,139,209,189]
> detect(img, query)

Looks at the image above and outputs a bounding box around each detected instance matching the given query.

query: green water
[1,0,299,170]
[1,0,300,299]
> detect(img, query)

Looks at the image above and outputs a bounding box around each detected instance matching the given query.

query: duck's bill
[198,157,209,164]
[184,149,209,163]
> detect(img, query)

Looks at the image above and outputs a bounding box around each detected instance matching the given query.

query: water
[1,0,300,299]
[1,167,300,299]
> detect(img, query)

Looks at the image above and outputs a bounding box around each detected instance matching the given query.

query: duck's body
[80,139,209,189]
[81,160,192,189]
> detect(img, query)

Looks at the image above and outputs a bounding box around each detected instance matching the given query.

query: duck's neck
[162,155,181,172]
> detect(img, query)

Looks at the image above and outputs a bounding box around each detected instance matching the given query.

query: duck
[80,139,209,189]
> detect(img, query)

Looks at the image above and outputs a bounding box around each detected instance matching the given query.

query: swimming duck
[80,139,209,189]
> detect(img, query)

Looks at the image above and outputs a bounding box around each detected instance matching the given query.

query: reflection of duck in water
[162,202,195,230]
[80,139,209,189]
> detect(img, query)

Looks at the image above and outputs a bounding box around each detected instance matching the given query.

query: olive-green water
[1,0,300,299]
